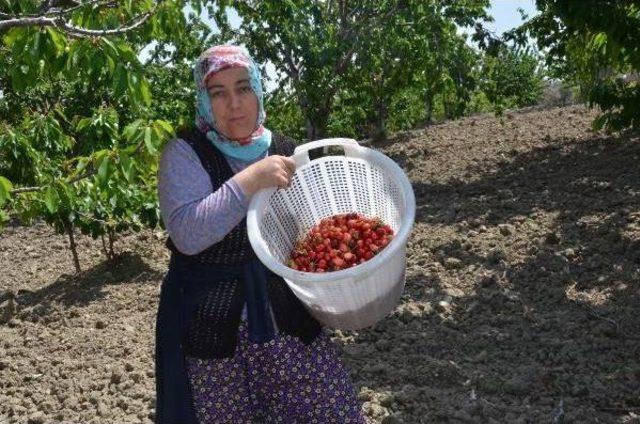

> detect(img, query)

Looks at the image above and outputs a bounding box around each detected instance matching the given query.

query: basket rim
[247,143,416,284]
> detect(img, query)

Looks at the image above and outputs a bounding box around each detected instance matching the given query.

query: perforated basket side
[324,159,355,213]
[346,160,373,217]
[259,208,291,263]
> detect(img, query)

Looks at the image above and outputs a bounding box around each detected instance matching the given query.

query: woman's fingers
[268,156,295,190]
[277,169,291,189]
[283,169,292,186]
[282,156,296,175]
[277,175,289,189]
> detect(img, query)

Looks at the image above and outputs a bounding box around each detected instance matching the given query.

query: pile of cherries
[287,212,394,273]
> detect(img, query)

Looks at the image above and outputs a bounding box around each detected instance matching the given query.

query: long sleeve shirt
[158,138,269,255]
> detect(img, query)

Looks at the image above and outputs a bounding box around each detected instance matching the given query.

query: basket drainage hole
[308,145,348,160]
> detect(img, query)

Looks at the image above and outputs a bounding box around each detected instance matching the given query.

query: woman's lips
[229,116,245,122]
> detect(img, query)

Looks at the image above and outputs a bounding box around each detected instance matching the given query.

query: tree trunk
[65,221,81,273]
[305,118,318,141]
[442,87,456,120]
[424,93,434,124]
[107,229,115,260]
[305,117,328,141]
[101,234,110,260]
[373,98,388,141]
[299,93,329,142]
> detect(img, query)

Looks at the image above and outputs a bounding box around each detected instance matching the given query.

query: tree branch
[283,48,300,81]
[0,16,54,30]
[0,2,157,34]
[9,167,98,194]
[60,6,156,37]
[58,0,114,16]
[0,0,105,19]
[10,186,43,194]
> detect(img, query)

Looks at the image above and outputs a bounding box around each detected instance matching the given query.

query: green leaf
[114,64,128,96]
[53,107,69,124]
[46,27,65,55]
[139,79,152,106]
[122,144,139,155]
[98,155,111,183]
[592,32,607,52]
[154,120,174,136]
[93,149,109,164]
[120,154,134,182]
[101,37,119,58]
[31,30,42,60]
[0,209,9,230]
[118,44,139,66]
[62,180,75,200]
[123,120,143,142]
[2,26,22,47]
[144,126,155,154]
[44,186,59,214]
[9,66,27,91]
[69,42,82,71]
[0,176,13,207]
[76,117,92,132]
[592,114,608,131]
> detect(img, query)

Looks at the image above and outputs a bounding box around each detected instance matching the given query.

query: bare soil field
[1,104,639,423]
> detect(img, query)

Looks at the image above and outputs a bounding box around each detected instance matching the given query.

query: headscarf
[194,45,271,161]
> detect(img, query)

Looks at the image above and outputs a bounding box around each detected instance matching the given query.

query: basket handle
[292,138,361,168]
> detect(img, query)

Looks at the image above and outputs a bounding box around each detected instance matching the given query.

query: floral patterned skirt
[185,320,367,424]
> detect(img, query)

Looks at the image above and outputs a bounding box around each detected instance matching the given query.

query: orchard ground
[1,104,639,423]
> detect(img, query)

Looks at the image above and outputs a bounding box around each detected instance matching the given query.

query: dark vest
[155,129,321,424]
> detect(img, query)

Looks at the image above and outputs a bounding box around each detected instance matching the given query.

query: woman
[155,45,366,424]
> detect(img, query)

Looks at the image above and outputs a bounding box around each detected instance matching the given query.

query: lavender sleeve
[157,138,266,255]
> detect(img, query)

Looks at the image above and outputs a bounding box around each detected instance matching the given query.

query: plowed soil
[1,104,639,424]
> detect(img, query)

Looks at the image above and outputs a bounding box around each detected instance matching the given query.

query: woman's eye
[209,91,223,98]
[239,86,252,93]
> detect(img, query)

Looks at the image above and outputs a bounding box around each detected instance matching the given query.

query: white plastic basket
[247,138,416,330]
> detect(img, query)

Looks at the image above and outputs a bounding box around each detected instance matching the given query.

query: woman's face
[206,67,259,140]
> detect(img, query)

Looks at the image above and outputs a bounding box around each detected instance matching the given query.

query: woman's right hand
[232,155,296,197]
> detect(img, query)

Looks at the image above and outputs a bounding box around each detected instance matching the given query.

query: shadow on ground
[11,252,163,319]
[342,131,640,422]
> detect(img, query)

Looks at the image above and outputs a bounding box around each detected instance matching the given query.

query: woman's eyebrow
[206,79,250,90]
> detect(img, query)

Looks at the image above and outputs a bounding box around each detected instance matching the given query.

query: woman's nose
[228,92,241,110]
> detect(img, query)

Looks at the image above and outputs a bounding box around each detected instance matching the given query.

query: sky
[484,0,538,36]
